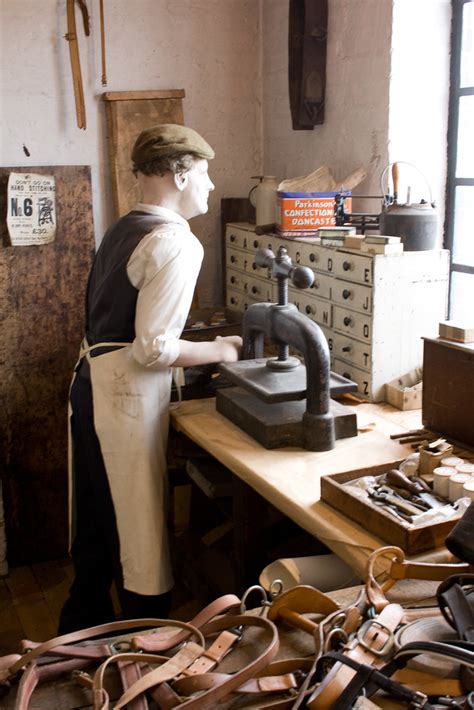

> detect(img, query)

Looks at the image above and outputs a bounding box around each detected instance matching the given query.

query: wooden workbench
[170,398,450,579]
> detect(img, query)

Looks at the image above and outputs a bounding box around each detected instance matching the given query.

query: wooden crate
[320,461,461,554]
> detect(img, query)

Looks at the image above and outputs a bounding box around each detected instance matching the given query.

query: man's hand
[215,335,242,362]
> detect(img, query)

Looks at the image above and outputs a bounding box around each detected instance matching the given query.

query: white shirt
[126,203,204,369]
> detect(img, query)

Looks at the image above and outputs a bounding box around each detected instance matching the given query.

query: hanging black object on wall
[288,0,328,130]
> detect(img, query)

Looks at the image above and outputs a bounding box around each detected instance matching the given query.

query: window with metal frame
[445,0,474,321]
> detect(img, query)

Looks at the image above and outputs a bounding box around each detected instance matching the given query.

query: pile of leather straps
[0,545,473,709]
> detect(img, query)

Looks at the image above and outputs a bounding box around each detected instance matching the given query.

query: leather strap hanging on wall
[65,0,90,129]
[99,0,107,86]
[64,1,107,128]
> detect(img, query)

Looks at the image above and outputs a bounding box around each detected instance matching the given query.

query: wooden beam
[102,89,185,102]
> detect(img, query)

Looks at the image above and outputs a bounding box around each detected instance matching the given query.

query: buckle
[109,640,132,654]
[410,690,428,708]
[356,618,394,657]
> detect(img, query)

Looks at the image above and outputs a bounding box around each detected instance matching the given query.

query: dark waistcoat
[85,211,169,346]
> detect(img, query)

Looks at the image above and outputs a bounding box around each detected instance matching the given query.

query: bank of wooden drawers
[288,289,332,328]
[225,223,449,401]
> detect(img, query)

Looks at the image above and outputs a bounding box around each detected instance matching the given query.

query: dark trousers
[58,370,171,634]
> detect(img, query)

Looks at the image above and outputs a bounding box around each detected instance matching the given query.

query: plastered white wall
[262,0,451,237]
[0,0,452,304]
[0,0,262,306]
[262,0,393,213]
[389,0,451,243]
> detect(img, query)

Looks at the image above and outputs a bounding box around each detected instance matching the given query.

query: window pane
[461,1,474,88]
[452,186,474,267]
[450,271,474,322]
[456,95,474,178]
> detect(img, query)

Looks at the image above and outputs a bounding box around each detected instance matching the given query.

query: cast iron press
[216,246,358,451]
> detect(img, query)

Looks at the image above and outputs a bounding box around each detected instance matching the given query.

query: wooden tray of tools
[320,461,461,555]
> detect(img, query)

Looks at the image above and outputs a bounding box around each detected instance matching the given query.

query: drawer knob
[342,345,352,352]
[305,305,314,315]
[309,253,318,263]
[343,372,351,379]
[252,262,258,270]
[230,297,237,305]
[342,289,352,300]
[251,285,259,294]
[230,276,236,284]
[230,234,236,242]
[253,239,259,248]
[343,316,353,326]
[343,261,352,271]
[230,255,236,263]
[313,279,320,290]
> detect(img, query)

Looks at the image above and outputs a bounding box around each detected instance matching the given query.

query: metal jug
[379,162,438,251]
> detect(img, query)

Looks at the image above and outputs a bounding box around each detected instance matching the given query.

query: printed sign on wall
[6,172,56,246]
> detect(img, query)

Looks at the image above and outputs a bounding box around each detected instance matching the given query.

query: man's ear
[174,171,189,192]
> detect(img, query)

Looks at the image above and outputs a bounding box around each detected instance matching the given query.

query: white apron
[69,338,175,596]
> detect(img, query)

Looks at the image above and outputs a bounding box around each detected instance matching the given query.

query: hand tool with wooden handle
[386,469,445,508]
[392,162,400,204]
[368,487,424,517]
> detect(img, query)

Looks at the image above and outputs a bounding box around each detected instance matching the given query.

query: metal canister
[379,162,438,251]
[379,201,438,250]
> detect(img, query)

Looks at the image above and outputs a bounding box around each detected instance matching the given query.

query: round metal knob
[230,276,236,284]
[252,262,258,270]
[342,289,352,300]
[309,253,318,262]
[253,239,259,248]
[230,297,237,305]
[291,265,314,289]
[230,255,236,263]
[342,345,352,352]
[251,285,259,294]
[343,261,352,271]
[343,316,353,326]
[230,234,236,242]
[255,247,275,268]
[343,372,351,379]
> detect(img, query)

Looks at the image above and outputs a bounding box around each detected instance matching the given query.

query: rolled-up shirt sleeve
[126,225,204,369]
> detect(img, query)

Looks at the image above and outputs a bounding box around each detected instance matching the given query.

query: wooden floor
[0,558,201,656]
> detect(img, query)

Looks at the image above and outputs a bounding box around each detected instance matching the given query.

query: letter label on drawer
[364,267,370,283]
[363,323,370,339]
[327,257,333,272]
[363,295,369,311]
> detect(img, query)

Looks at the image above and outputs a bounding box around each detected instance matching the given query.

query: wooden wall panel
[0,166,95,566]
[103,90,185,217]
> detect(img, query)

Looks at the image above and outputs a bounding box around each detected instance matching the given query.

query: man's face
[177,159,215,219]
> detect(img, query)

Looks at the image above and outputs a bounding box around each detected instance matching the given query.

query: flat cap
[132,123,215,166]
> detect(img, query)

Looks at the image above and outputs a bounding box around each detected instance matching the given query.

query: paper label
[6,172,56,246]
[277,192,352,232]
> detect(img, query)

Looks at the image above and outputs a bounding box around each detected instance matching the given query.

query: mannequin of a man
[59,125,241,633]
